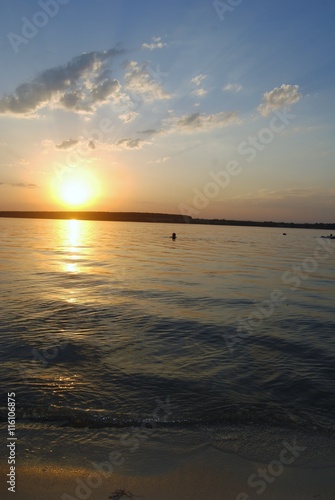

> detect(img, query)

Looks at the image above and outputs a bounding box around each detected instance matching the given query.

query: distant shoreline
[0,211,334,230]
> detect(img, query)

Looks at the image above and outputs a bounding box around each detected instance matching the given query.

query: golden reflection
[67,219,80,247]
[63,220,81,276]
[57,219,91,305]
[66,262,77,273]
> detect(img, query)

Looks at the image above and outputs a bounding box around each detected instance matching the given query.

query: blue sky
[0,0,334,222]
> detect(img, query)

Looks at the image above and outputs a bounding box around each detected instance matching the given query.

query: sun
[60,179,91,206]
[56,172,98,208]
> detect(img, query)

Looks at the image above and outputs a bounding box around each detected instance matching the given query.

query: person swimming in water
[171,233,176,240]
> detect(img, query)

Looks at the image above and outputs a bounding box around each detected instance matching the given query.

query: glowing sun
[57,173,98,208]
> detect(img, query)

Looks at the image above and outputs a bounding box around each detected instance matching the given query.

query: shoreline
[0,211,334,230]
[1,424,335,499]
[1,447,334,500]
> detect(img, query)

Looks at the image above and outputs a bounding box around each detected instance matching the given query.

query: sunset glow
[59,178,92,207]
[55,172,99,209]
[0,1,334,222]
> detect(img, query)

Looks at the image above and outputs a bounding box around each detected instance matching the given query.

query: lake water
[0,217,335,472]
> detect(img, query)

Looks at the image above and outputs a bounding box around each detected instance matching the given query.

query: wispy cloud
[124,61,171,101]
[138,128,163,136]
[258,84,301,117]
[192,88,207,98]
[148,156,171,164]
[223,83,242,93]
[142,36,167,50]
[113,138,152,150]
[191,74,207,86]
[119,111,139,123]
[0,181,38,188]
[233,187,334,202]
[191,74,207,98]
[165,110,240,133]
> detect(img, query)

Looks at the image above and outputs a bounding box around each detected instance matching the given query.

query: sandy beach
[1,444,335,500]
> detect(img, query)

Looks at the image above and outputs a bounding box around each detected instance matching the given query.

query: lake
[0,217,335,479]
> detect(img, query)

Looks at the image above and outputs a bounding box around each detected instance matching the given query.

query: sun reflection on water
[67,219,80,248]
[61,219,87,304]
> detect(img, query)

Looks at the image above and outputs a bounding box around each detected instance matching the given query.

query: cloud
[138,111,239,138]
[138,128,163,136]
[114,138,151,150]
[223,83,242,93]
[191,74,207,86]
[0,182,38,188]
[90,78,121,104]
[233,187,331,202]
[165,110,239,133]
[148,156,171,164]
[0,47,125,115]
[119,111,139,123]
[51,137,96,153]
[192,88,207,98]
[191,74,207,98]
[142,36,167,50]
[55,139,78,150]
[258,84,301,117]
[124,61,171,101]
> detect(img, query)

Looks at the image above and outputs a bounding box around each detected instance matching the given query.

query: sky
[0,0,334,222]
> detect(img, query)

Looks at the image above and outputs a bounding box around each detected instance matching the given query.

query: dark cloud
[90,78,120,104]
[138,128,163,136]
[166,110,240,132]
[55,139,78,150]
[115,138,150,149]
[0,47,125,115]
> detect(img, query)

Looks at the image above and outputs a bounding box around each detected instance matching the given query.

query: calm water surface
[0,217,334,467]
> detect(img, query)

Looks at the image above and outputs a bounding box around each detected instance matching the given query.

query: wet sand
[1,445,334,500]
